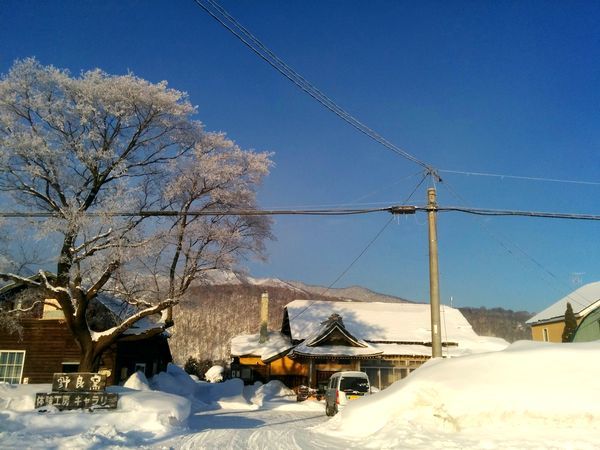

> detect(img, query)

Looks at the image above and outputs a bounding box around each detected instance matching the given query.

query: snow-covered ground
[1,341,599,449]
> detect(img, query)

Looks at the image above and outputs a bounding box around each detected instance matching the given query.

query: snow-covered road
[156,406,338,450]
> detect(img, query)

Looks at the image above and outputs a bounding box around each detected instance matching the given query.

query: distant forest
[170,284,534,364]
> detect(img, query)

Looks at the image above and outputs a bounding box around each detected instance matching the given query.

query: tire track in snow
[171,408,330,450]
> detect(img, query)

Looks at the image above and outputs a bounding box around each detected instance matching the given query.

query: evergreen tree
[561,302,578,342]
[184,357,201,377]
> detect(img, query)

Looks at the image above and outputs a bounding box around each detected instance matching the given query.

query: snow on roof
[285,300,491,347]
[291,343,382,358]
[526,281,600,325]
[94,293,162,335]
[230,331,294,361]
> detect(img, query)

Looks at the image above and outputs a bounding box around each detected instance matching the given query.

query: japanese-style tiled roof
[288,313,382,358]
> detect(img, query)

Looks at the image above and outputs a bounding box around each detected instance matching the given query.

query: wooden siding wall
[0,319,170,385]
[1,319,82,384]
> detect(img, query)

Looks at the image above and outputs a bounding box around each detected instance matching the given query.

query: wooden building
[0,275,171,385]
[231,299,507,391]
[526,281,600,343]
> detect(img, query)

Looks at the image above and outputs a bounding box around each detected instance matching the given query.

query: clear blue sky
[1,1,599,312]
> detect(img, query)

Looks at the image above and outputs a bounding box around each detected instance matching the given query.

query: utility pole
[427,187,443,358]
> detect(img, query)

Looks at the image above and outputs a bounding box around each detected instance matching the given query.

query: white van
[324,371,370,416]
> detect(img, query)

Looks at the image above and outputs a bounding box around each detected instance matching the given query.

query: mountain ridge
[169,270,534,364]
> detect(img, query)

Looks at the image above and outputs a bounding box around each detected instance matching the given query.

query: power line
[1,205,599,220]
[439,181,593,310]
[192,0,436,174]
[348,170,426,205]
[0,207,396,218]
[285,175,439,321]
[321,216,394,297]
[436,207,600,221]
[439,169,600,186]
[288,215,395,324]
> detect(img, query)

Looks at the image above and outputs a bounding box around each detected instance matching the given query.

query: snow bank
[207,378,257,410]
[321,341,600,439]
[243,380,295,407]
[151,363,202,399]
[149,364,256,409]
[123,370,151,391]
[0,383,191,448]
[0,383,41,411]
[115,386,191,425]
[0,368,313,449]
[205,365,224,383]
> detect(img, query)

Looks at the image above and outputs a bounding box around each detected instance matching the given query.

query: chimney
[259,292,269,343]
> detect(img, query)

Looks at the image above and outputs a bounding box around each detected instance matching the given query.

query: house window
[542,328,549,342]
[0,350,26,384]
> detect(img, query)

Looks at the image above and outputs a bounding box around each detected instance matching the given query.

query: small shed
[572,306,600,342]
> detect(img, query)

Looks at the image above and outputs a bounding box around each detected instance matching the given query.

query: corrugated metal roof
[526,282,600,325]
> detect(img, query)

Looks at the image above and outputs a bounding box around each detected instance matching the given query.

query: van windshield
[340,377,369,393]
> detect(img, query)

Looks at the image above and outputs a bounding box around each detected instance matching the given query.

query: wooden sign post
[35,373,119,411]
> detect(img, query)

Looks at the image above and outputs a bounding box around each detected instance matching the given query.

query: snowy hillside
[200,269,307,293]
[170,273,532,364]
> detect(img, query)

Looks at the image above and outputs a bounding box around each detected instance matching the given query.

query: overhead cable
[1,206,599,220]
[439,181,593,310]
[436,207,600,221]
[0,207,396,218]
[439,169,600,186]
[193,0,436,173]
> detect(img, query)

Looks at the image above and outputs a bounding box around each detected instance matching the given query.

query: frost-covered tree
[561,302,577,343]
[0,59,272,371]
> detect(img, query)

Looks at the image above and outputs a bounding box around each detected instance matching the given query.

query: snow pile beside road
[123,370,151,391]
[148,364,306,411]
[116,387,191,426]
[151,363,201,399]
[205,365,224,383]
[0,383,40,411]
[0,383,191,447]
[244,380,296,407]
[321,341,600,440]
[206,378,258,410]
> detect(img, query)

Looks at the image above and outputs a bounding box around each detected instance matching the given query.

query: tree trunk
[78,347,100,373]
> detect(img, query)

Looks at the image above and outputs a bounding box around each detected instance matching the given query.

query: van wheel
[325,403,333,416]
